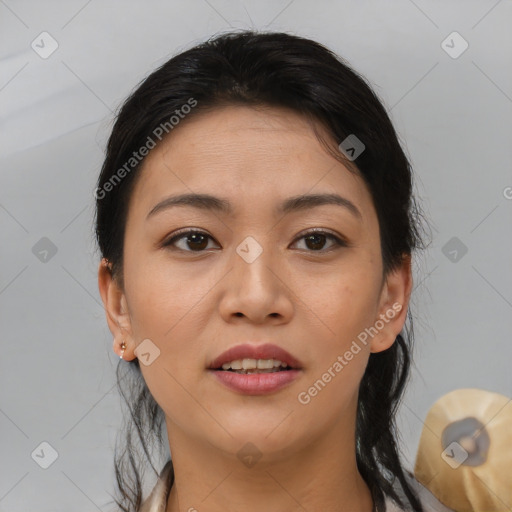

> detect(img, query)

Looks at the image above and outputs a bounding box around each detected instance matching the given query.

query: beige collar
[140,459,174,512]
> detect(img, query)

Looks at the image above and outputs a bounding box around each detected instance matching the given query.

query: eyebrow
[146,192,362,221]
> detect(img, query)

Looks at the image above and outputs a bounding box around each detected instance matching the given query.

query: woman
[96,30,451,512]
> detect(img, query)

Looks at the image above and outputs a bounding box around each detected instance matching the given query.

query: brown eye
[292,230,347,252]
[163,230,219,252]
[304,233,328,250]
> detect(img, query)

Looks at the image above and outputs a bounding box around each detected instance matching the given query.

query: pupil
[305,234,326,250]
[188,233,208,251]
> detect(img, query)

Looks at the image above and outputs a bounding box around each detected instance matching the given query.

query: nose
[217,241,294,325]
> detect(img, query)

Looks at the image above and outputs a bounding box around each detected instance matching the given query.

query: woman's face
[100,105,410,461]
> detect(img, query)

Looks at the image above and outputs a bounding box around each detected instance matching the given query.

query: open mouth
[208,343,303,376]
[209,354,302,394]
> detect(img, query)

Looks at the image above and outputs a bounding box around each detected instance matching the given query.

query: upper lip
[208,343,303,369]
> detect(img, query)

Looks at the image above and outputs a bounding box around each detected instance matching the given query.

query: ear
[97,258,136,360]
[370,254,413,354]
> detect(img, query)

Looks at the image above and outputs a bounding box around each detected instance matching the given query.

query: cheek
[295,261,379,400]
[131,277,212,437]
[124,253,215,340]
[294,277,375,424]
[124,255,217,407]
[302,264,380,346]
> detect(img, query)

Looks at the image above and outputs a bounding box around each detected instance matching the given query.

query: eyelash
[162,228,348,253]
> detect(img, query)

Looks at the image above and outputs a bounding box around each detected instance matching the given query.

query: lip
[210,369,302,395]
[208,343,303,370]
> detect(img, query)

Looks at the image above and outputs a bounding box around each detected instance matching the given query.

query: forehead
[127,105,376,223]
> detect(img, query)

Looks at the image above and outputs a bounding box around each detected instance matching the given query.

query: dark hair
[95,30,429,512]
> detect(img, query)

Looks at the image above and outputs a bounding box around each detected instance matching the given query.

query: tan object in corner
[414,388,512,512]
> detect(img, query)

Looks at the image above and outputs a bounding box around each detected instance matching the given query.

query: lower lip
[209,369,302,395]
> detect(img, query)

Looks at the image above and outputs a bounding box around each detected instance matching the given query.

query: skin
[98,105,412,512]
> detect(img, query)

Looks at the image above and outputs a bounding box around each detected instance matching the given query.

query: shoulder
[385,471,455,512]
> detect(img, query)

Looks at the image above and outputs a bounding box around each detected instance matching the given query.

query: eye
[291,229,347,252]
[162,228,348,253]
[162,229,219,252]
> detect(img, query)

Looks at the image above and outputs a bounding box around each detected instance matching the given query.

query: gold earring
[120,341,126,360]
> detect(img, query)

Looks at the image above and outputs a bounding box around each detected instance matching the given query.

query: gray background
[1,1,511,510]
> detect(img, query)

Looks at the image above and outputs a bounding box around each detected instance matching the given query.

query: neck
[164,417,374,512]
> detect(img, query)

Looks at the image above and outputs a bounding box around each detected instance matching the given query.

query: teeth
[257,359,274,369]
[220,358,288,371]
[230,360,243,370]
[242,358,257,368]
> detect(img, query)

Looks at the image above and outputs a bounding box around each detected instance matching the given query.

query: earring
[120,341,126,360]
